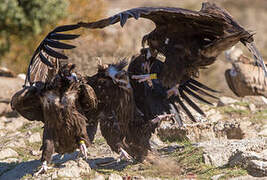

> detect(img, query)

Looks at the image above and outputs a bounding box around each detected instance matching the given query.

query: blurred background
[1,0,266,97]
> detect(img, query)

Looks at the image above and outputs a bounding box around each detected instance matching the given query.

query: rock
[211,174,225,180]
[6,138,26,148]
[200,138,267,176]
[157,119,249,142]
[150,134,164,149]
[247,160,267,177]
[0,77,24,101]
[28,132,42,143]
[57,159,91,178]
[1,158,19,163]
[5,117,26,131]
[249,103,256,112]
[17,73,26,80]
[0,103,13,116]
[217,96,238,107]
[0,148,18,159]
[92,173,105,180]
[30,150,41,156]
[108,173,123,180]
[0,67,15,77]
[258,129,267,137]
[229,175,267,180]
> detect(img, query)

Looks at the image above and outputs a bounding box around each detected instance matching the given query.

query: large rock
[0,67,15,78]
[57,158,91,178]
[0,77,24,101]
[108,173,123,180]
[28,132,42,143]
[217,96,239,107]
[199,138,267,177]
[157,119,252,142]
[5,117,26,132]
[0,148,18,160]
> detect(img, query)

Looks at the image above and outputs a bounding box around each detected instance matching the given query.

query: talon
[34,161,49,176]
[79,140,88,159]
[151,114,175,124]
[167,84,179,98]
[117,147,132,162]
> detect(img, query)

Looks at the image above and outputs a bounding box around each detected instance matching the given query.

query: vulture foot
[117,147,132,162]
[167,84,179,98]
[34,161,51,176]
[151,114,175,124]
[131,74,156,84]
[79,140,88,159]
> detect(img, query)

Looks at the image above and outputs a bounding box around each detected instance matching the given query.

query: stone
[57,159,91,178]
[108,173,123,180]
[57,163,81,178]
[6,138,26,148]
[247,160,267,177]
[0,67,15,77]
[199,138,266,167]
[0,148,18,159]
[248,103,256,112]
[211,174,225,180]
[0,103,13,116]
[1,157,19,163]
[258,129,267,137]
[217,96,238,107]
[5,117,25,131]
[28,132,42,143]
[229,175,267,179]
[92,174,105,180]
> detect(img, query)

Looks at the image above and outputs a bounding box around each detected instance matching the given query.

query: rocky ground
[0,73,266,180]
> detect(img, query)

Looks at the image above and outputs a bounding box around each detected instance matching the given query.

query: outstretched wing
[79,2,262,87]
[25,24,81,86]
[78,5,225,30]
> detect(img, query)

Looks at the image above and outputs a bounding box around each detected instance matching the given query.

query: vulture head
[97,59,131,92]
[51,63,78,89]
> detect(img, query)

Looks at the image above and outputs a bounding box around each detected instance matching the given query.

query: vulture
[78,2,266,121]
[225,47,267,98]
[78,2,266,87]
[11,25,98,175]
[128,48,219,123]
[86,60,174,162]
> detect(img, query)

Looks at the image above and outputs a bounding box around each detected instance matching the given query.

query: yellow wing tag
[150,73,157,79]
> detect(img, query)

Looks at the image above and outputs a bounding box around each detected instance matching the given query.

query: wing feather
[25,24,81,86]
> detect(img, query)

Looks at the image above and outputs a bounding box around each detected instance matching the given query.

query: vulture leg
[150,113,175,124]
[34,161,51,176]
[35,127,54,175]
[79,140,88,159]
[117,147,133,162]
[131,74,155,83]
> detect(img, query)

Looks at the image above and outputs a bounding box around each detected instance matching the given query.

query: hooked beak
[66,73,78,82]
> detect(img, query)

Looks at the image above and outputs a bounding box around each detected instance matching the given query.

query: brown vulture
[78,2,266,86]
[128,48,219,123]
[225,47,267,98]
[11,25,98,175]
[78,2,266,121]
[86,59,174,162]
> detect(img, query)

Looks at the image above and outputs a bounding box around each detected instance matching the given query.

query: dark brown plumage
[78,2,265,88]
[11,63,98,174]
[128,50,219,123]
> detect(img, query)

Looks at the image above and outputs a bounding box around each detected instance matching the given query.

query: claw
[151,113,175,124]
[167,84,179,98]
[79,140,88,159]
[34,161,50,176]
[117,147,132,162]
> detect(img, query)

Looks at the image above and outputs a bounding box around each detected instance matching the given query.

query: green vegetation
[0,0,68,58]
